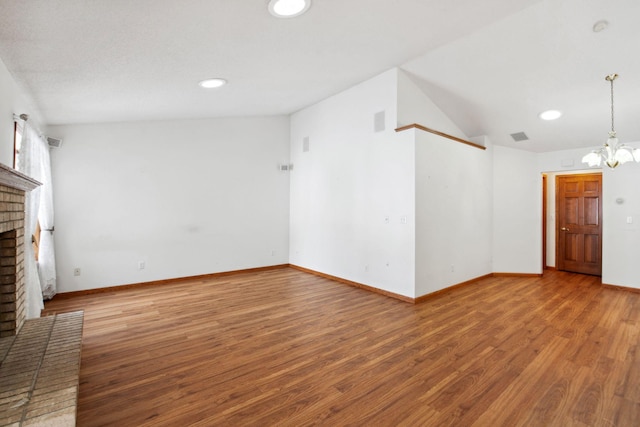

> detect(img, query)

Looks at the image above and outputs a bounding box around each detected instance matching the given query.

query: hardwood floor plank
[41,267,640,426]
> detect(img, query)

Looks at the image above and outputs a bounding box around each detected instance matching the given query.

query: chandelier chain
[583,73,640,169]
[610,75,615,133]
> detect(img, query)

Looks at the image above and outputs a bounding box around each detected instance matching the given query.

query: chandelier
[582,73,640,168]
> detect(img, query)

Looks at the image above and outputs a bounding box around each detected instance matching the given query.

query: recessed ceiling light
[268,0,311,18]
[539,110,562,121]
[198,78,227,89]
[593,20,609,33]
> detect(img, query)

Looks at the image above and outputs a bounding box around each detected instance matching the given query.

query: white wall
[10,50,637,297]
[289,68,416,298]
[0,58,41,166]
[396,70,494,296]
[492,145,542,274]
[600,142,640,288]
[49,117,290,292]
[415,132,493,296]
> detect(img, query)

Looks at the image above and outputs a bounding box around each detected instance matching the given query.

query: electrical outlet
[73,268,81,276]
[138,261,145,270]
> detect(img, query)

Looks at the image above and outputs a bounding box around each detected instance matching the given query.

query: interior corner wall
[289,68,416,298]
[492,145,542,274]
[415,132,493,297]
[49,116,291,292]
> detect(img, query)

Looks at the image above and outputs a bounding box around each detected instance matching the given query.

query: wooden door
[556,173,602,276]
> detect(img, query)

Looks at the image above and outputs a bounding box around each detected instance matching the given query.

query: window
[13,121,23,169]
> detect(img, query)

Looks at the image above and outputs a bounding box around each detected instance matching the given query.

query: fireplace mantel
[0,162,41,192]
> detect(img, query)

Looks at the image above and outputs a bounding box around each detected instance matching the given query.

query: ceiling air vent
[510,132,529,142]
[46,136,62,148]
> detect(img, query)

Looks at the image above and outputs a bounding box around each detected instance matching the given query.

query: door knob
[561,227,569,231]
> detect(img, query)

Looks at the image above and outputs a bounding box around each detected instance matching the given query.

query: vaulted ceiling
[1,0,638,153]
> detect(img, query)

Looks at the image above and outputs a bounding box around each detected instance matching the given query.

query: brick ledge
[0,311,83,426]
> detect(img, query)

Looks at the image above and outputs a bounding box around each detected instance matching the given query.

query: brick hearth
[0,311,83,426]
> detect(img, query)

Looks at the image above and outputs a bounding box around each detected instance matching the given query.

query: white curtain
[17,120,57,317]
[35,135,57,300]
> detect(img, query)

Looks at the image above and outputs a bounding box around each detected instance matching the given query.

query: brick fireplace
[0,163,40,337]
[0,163,84,427]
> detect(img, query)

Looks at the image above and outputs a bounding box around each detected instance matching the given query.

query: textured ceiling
[0,0,639,153]
[403,0,640,152]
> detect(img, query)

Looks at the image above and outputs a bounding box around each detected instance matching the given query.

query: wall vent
[510,132,529,142]
[46,136,62,148]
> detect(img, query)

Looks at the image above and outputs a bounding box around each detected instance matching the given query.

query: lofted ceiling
[0,0,638,153]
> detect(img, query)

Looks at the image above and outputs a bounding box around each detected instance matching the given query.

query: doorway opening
[542,170,602,276]
[542,171,603,276]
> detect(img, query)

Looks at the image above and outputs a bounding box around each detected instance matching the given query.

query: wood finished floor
[42,268,640,426]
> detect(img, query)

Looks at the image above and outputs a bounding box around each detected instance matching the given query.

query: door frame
[554,172,603,275]
[542,171,603,273]
[542,174,547,271]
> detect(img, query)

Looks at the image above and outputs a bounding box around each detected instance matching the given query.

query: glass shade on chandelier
[582,73,640,169]
[582,132,640,168]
